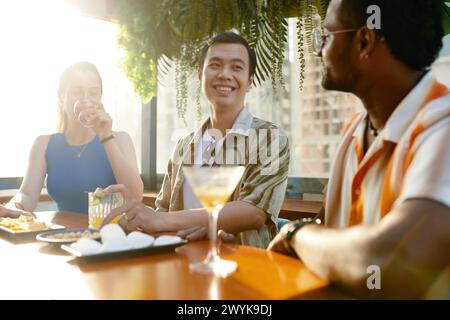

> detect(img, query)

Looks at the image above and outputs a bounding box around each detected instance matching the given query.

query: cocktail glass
[182,165,245,277]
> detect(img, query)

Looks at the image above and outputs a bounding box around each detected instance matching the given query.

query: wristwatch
[283,218,317,256]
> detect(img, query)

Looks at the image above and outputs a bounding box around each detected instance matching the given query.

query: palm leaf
[443,1,450,35]
[215,0,240,32]
[112,0,334,115]
[167,0,215,41]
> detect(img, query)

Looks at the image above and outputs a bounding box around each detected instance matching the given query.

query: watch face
[287,222,298,234]
[285,221,300,238]
[283,222,297,235]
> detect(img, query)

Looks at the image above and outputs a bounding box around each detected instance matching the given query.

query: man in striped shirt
[104,32,290,249]
[269,0,450,298]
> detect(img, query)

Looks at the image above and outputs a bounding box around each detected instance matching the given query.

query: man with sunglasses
[268,0,450,298]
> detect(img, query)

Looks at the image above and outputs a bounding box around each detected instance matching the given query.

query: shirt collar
[381,70,437,143]
[228,106,253,135]
[189,107,253,144]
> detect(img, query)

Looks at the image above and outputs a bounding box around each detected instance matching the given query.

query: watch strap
[283,218,315,256]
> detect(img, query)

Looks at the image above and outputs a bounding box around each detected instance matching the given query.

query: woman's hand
[91,102,113,140]
[0,204,35,218]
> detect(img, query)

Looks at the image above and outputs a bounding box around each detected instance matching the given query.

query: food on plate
[0,215,48,232]
[45,230,100,242]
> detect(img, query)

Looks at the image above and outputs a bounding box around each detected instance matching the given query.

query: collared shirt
[326,71,450,228]
[155,107,290,248]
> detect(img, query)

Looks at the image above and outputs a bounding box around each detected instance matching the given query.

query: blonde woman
[3,61,143,215]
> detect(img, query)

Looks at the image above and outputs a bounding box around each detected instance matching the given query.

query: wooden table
[0,211,347,299]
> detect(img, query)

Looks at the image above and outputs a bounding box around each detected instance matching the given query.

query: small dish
[36,229,100,244]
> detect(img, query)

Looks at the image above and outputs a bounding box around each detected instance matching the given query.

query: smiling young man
[267,0,450,299]
[103,32,290,248]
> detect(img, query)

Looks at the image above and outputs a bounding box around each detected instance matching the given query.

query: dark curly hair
[199,32,257,78]
[340,0,444,71]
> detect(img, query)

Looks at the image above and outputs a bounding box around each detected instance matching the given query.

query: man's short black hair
[199,32,257,78]
[340,0,444,71]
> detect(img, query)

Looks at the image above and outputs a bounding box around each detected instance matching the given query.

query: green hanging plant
[112,0,330,118]
[111,0,450,119]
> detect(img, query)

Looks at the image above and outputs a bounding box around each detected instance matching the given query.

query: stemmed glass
[73,99,98,128]
[182,165,245,277]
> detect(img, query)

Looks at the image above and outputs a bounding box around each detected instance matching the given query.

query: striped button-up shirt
[155,107,290,248]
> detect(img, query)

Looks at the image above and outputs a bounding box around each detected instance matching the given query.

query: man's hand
[176,226,208,241]
[218,230,236,243]
[267,224,298,257]
[100,184,159,233]
[176,226,237,243]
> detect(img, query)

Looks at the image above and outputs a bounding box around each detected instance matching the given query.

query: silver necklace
[73,143,90,159]
[65,133,94,159]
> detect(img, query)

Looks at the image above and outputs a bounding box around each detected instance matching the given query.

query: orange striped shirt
[325,71,450,228]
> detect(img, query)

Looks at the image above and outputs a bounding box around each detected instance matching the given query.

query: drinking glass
[73,99,98,128]
[88,192,124,230]
[182,165,245,277]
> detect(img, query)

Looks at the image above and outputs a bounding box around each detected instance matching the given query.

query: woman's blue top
[45,133,116,214]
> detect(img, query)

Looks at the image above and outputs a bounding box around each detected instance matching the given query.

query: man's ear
[358,27,378,60]
[247,75,254,92]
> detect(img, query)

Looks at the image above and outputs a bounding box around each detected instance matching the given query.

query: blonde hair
[56,61,103,132]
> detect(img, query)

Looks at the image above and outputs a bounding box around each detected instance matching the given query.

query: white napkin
[70,238,102,255]
[127,231,155,249]
[70,225,183,255]
[153,235,183,246]
[99,224,130,252]
[100,224,127,244]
